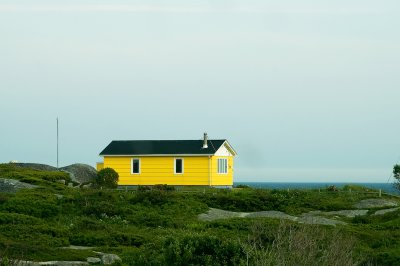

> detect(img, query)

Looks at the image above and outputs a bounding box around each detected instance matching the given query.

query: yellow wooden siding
[103,156,234,186]
[211,156,234,186]
[96,162,104,171]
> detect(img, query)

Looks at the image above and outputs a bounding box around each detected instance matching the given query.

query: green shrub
[70,230,144,247]
[130,190,171,205]
[0,212,42,225]
[326,185,338,192]
[96,168,119,189]
[83,201,129,218]
[164,233,244,265]
[138,186,151,192]
[1,196,60,218]
[0,194,9,204]
[153,184,175,191]
[234,184,250,188]
[122,246,165,266]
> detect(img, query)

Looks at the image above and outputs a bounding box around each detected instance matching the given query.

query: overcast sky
[1,0,400,182]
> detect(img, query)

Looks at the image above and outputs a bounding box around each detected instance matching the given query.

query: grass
[0,163,400,265]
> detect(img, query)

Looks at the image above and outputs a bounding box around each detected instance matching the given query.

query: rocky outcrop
[246,211,298,221]
[60,164,97,184]
[12,252,121,266]
[93,252,121,265]
[16,261,88,266]
[297,216,346,226]
[86,257,101,264]
[199,208,346,226]
[0,178,37,193]
[373,207,400,215]
[13,163,57,172]
[303,210,369,218]
[354,199,398,209]
[10,163,97,185]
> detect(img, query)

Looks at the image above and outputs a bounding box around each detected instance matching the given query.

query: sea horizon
[234,181,399,194]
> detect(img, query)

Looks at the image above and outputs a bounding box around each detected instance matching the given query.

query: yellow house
[97,134,237,187]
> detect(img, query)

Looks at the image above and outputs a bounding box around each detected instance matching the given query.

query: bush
[1,193,60,218]
[234,184,251,189]
[96,168,119,189]
[241,220,358,266]
[137,186,151,192]
[327,185,338,192]
[0,212,42,225]
[153,184,175,191]
[164,233,244,265]
[130,190,171,205]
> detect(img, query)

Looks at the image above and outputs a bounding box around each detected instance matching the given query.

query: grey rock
[301,210,368,218]
[373,207,400,215]
[246,211,298,221]
[8,162,97,185]
[302,210,322,216]
[57,179,66,185]
[198,208,346,226]
[55,194,64,200]
[101,254,121,265]
[13,163,57,171]
[86,257,101,264]
[93,252,121,265]
[82,184,92,189]
[38,262,88,266]
[0,178,37,193]
[198,208,246,221]
[302,210,368,218]
[326,210,369,218]
[60,164,97,184]
[298,216,346,226]
[60,245,94,250]
[354,199,398,209]
[16,261,88,266]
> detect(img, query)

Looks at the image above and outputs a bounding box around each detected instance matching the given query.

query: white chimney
[202,133,208,148]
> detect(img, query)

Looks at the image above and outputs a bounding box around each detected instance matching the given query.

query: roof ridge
[99,139,229,156]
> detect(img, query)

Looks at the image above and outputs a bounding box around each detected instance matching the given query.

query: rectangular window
[131,158,140,174]
[218,158,228,174]
[175,158,183,174]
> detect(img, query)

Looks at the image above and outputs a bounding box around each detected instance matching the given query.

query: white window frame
[217,158,228,174]
[131,158,141,174]
[174,158,184,174]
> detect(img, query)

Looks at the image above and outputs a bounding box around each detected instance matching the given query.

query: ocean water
[234,182,399,194]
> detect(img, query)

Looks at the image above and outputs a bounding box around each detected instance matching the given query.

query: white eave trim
[221,140,237,156]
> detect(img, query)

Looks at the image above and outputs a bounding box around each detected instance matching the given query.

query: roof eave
[99,154,215,157]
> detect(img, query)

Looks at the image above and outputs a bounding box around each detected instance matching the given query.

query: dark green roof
[99,140,228,156]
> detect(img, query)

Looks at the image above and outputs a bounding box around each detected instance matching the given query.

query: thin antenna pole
[57,117,59,169]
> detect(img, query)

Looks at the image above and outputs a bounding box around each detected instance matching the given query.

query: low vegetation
[0,163,400,265]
